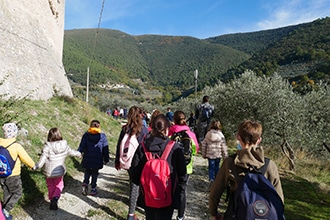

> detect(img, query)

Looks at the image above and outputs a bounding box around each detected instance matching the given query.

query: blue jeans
[208,158,221,181]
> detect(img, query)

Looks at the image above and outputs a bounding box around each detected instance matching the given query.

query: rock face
[0,0,72,100]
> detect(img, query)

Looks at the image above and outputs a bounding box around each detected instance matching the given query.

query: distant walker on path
[195,95,214,144]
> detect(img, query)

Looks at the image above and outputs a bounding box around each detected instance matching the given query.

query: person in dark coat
[78,120,109,196]
[130,114,187,220]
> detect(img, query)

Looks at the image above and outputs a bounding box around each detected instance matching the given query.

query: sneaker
[82,183,88,196]
[127,214,139,220]
[176,216,185,220]
[50,197,58,210]
[2,209,12,220]
[90,188,98,196]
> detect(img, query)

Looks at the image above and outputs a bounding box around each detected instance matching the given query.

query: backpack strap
[141,141,152,161]
[258,157,270,175]
[161,140,175,160]
[5,141,16,149]
[142,140,175,161]
[5,141,17,162]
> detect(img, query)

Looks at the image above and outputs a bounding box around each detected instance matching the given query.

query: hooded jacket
[201,129,228,159]
[168,124,199,174]
[130,135,187,208]
[78,131,109,169]
[209,145,284,218]
[36,140,81,178]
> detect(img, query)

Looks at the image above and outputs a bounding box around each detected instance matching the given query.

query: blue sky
[65,0,330,39]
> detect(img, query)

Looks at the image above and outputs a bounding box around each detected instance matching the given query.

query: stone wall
[0,0,72,100]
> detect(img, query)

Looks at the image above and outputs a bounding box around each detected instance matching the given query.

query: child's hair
[173,110,186,125]
[149,109,162,127]
[90,120,100,128]
[208,119,222,131]
[47,127,63,142]
[237,119,262,145]
[125,106,143,135]
[151,114,170,139]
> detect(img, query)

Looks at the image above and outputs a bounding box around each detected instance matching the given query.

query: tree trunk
[281,140,295,170]
[323,143,330,154]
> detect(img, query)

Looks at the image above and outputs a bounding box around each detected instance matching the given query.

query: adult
[195,95,214,143]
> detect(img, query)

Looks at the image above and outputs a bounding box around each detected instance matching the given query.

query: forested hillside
[205,24,305,54]
[63,29,249,103]
[63,17,330,105]
[224,17,330,90]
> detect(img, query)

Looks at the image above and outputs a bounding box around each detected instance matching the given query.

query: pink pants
[46,176,64,200]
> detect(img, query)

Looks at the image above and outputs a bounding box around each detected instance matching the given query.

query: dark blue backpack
[0,143,16,178]
[232,158,285,220]
[198,104,213,122]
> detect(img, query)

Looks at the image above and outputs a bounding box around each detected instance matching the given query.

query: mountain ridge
[63,17,330,104]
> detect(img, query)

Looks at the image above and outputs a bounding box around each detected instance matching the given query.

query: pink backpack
[140,140,175,208]
[0,202,5,220]
[119,133,139,170]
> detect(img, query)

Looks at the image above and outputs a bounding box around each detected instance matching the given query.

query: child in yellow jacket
[0,123,35,220]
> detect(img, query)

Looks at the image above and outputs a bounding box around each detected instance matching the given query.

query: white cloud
[257,0,330,30]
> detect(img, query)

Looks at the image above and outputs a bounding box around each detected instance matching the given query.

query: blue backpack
[231,158,285,220]
[199,104,212,122]
[0,142,16,178]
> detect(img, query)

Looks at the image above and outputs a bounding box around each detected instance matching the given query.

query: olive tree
[176,70,329,169]
[302,82,330,159]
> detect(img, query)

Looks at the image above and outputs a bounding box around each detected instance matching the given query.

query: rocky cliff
[0,0,72,100]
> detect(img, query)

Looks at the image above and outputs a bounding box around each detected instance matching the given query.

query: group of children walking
[0,120,109,220]
[115,104,284,220]
[0,102,284,220]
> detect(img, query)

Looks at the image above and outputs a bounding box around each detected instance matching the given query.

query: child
[201,119,228,190]
[78,120,109,196]
[115,106,148,220]
[168,110,199,220]
[130,114,187,220]
[208,119,284,219]
[0,123,35,220]
[33,127,81,210]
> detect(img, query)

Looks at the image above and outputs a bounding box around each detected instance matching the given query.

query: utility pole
[194,69,198,107]
[86,67,89,103]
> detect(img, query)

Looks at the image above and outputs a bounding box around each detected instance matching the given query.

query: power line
[92,0,105,59]
[87,0,106,103]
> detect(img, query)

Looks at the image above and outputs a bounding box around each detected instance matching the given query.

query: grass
[1,96,329,219]
[0,96,122,216]
[265,148,330,220]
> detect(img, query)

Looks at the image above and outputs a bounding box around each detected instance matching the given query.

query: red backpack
[140,140,175,208]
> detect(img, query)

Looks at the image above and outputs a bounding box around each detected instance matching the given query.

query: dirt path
[17,156,211,220]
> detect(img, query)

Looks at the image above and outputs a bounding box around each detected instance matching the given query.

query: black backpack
[171,130,192,165]
[227,156,285,220]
